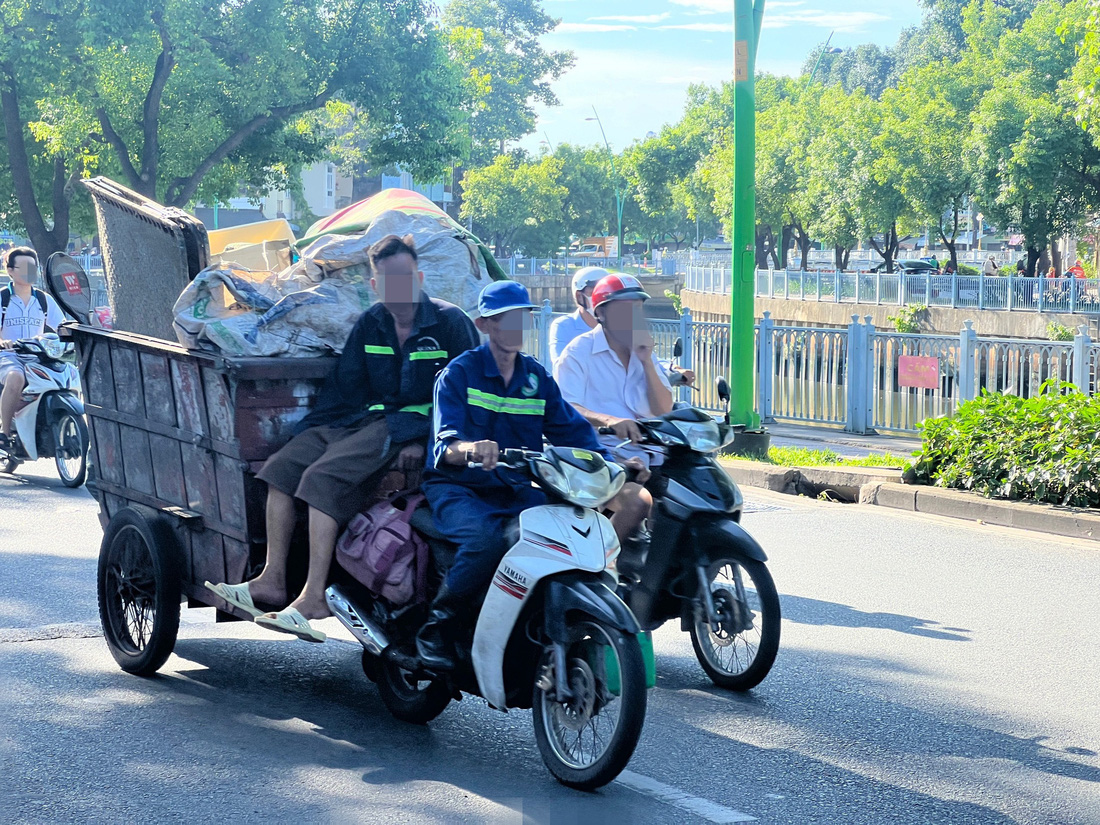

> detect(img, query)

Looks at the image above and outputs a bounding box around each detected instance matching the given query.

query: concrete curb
[719,459,903,500]
[720,459,1100,543]
[861,482,1100,542]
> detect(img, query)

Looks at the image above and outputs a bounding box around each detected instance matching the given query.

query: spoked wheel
[376,656,451,724]
[532,620,647,790]
[53,411,87,487]
[97,507,182,675]
[689,556,780,691]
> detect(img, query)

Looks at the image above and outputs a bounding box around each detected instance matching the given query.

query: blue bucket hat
[478,280,538,318]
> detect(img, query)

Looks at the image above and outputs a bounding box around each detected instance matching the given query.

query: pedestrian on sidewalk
[983,255,999,277]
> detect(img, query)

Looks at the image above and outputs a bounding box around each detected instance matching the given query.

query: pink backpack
[336,493,429,606]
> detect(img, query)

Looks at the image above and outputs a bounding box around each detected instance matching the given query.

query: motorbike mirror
[673,337,683,359]
[716,376,731,404]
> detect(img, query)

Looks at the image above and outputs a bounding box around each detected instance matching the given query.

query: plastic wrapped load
[172,240,373,356]
[300,188,506,313]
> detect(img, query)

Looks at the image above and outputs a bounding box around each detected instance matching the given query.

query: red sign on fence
[898,355,940,389]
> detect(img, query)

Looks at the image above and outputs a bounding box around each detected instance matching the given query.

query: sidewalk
[763,421,921,459]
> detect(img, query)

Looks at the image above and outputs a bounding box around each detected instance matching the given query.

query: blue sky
[516,0,924,153]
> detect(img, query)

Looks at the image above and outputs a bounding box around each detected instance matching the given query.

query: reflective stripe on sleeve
[364,345,395,355]
[467,388,546,416]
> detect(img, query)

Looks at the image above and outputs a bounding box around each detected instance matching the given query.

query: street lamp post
[586,108,624,268]
[807,31,840,84]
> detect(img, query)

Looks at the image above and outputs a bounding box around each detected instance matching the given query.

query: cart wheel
[97,507,182,676]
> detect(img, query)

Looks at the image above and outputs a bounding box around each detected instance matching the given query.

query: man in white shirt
[555,274,675,539]
[1,247,65,445]
[549,265,605,363]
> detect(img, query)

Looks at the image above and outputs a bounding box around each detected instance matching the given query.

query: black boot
[415,584,463,672]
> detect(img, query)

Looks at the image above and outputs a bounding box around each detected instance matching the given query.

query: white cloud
[591,12,672,23]
[668,0,735,12]
[658,22,735,32]
[763,10,889,32]
[556,22,637,33]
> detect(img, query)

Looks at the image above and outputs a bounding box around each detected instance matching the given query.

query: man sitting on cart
[206,234,479,642]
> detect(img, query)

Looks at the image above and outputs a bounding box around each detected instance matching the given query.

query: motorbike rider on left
[414,280,650,671]
[0,247,64,450]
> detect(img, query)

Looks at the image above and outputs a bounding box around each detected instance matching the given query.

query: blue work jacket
[425,343,611,491]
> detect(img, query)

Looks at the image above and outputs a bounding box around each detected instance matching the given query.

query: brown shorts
[256,417,400,525]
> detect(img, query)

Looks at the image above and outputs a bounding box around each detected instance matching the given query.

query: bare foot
[246,576,287,608]
[287,593,332,622]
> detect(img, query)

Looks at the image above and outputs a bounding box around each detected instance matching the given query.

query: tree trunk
[1027,246,1041,277]
[780,225,793,269]
[834,246,850,271]
[1038,247,1051,276]
[0,64,70,256]
[1049,240,1061,277]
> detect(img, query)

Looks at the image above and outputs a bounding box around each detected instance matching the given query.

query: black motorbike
[605,377,781,691]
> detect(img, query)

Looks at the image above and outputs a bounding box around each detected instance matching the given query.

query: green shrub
[958,264,979,277]
[664,288,682,315]
[887,304,926,333]
[1046,322,1075,342]
[909,382,1100,507]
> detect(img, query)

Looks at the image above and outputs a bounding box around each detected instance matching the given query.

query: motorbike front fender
[691,518,768,564]
[544,573,640,642]
[43,392,85,419]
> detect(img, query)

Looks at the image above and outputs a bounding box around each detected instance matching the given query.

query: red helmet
[591,274,651,310]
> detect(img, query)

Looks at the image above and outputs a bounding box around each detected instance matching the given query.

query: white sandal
[254,607,327,643]
[203,581,264,619]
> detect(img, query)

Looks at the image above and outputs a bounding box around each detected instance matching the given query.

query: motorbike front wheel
[532,619,647,790]
[53,411,87,488]
[689,557,780,691]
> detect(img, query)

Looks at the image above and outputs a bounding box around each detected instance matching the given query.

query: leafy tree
[444,0,574,164]
[968,0,1098,274]
[803,44,898,99]
[0,0,466,255]
[460,154,566,255]
[878,57,986,273]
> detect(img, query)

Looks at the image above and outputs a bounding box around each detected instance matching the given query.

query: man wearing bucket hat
[414,280,644,670]
[548,265,606,362]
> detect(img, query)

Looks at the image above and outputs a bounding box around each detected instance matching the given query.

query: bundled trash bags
[173,189,501,357]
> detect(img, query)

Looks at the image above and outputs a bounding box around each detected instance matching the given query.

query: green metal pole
[730,0,763,428]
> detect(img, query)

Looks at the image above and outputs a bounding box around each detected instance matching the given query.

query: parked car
[870,259,940,275]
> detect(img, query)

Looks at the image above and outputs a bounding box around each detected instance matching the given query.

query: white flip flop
[203,581,264,619]
[254,607,327,643]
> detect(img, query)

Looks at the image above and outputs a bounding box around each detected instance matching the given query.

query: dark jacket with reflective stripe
[425,343,610,491]
[297,292,479,444]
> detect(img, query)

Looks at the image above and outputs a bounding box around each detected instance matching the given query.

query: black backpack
[0,286,49,331]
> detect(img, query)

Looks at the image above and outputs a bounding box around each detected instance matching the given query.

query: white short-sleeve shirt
[1,288,65,342]
[549,309,596,364]
[553,325,673,420]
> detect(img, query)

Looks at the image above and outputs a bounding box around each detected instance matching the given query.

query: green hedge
[910,383,1100,507]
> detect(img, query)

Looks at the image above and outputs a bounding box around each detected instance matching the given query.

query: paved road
[2,467,1098,824]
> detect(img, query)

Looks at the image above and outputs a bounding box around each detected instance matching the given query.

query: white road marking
[616,770,757,823]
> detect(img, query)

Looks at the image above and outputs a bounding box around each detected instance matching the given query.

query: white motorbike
[0,334,88,487]
[325,446,652,790]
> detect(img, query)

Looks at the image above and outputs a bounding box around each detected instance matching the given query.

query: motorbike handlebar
[465,447,536,470]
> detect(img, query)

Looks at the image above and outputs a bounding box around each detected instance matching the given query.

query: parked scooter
[325,446,651,790]
[602,376,781,691]
[0,333,88,487]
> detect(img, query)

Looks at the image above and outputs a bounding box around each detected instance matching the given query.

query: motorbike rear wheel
[376,657,451,724]
[532,619,647,790]
[53,411,87,487]
[689,556,780,691]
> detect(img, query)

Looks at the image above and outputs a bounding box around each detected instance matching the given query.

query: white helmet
[571,266,609,293]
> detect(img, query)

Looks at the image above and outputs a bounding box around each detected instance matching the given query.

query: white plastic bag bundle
[172,258,371,357]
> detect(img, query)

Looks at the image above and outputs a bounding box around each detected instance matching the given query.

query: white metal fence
[523,301,1100,434]
[686,265,1100,316]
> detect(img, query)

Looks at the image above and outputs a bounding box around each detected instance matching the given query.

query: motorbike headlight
[671,419,723,453]
[535,457,626,509]
[40,337,66,360]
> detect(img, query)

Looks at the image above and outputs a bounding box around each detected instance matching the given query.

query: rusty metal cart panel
[73,324,336,609]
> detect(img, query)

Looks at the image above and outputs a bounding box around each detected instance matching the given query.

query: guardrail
[685,266,1100,316]
[523,301,1100,433]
